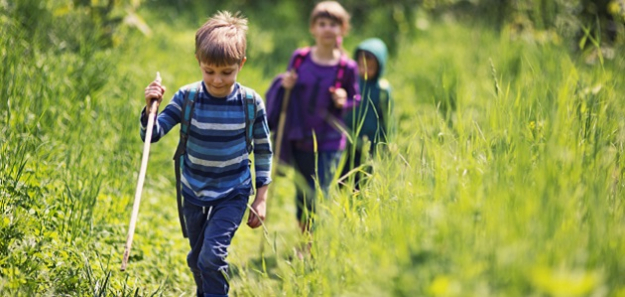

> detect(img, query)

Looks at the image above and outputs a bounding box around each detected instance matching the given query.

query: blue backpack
[173,83,257,237]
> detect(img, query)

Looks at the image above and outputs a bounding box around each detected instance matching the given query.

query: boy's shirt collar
[201,81,240,100]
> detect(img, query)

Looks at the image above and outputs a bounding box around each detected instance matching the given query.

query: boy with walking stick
[137,11,272,297]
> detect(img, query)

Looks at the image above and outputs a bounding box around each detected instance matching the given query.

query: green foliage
[2,1,625,296]
[1,0,148,51]
[0,1,154,294]
[142,0,419,69]
[418,0,625,51]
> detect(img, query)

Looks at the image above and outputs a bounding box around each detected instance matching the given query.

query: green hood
[353,38,388,81]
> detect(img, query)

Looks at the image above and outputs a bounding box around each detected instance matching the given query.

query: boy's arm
[247,94,272,229]
[251,94,273,188]
[139,89,185,143]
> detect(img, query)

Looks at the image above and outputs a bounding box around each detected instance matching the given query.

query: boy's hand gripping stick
[121,72,161,271]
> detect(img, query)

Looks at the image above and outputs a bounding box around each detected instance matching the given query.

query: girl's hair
[195,11,247,66]
[309,1,351,35]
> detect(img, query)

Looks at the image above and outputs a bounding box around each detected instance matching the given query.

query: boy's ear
[239,57,247,69]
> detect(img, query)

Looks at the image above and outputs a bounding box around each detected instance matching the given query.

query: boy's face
[310,17,343,47]
[357,51,379,81]
[198,58,246,98]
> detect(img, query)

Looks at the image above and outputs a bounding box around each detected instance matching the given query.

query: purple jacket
[266,48,360,163]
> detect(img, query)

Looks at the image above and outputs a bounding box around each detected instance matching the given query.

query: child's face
[310,17,343,47]
[357,52,379,81]
[198,59,246,98]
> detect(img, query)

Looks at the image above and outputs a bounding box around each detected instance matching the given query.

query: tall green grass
[2,3,624,296]
[266,23,625,296]
[233,20,625,297]
[0,4,164,294]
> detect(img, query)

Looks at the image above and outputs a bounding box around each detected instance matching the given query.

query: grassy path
[3,5,625,296]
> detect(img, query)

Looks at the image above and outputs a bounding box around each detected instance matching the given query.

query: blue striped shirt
[140,82,272,205]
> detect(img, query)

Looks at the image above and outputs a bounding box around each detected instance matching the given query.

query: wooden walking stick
[121,72,161,271]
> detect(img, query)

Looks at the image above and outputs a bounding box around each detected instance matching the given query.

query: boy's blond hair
[309,1,351,34]
[195,11,247,66]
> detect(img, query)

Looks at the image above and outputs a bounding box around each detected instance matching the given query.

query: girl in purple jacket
[277,1,360,239]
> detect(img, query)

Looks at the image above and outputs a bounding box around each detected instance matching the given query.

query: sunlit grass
[2,4,625,297]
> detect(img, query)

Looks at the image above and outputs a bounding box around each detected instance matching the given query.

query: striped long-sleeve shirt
[140,82,272,206]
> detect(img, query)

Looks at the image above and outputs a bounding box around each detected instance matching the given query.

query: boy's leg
[198,195,248,297]
[292,149,315,226]
[317,150,342,194]
[292,149,342,229]
[183,202,209,295]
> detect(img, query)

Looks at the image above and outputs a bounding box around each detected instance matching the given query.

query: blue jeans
[183,195,248,297]
[292,149,342,223]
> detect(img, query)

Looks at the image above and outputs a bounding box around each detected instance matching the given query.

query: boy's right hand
[281,70,297,90]
[144,72,166,114]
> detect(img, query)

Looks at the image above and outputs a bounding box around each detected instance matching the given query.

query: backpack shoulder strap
[290,47,311,72]
[181,83,200,137]
[240,86,257,154]
[333,54,349,89]
[174,82,200,160]
[173,81,200,238]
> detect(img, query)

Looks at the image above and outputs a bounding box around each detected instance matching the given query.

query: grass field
[2,4,625,297]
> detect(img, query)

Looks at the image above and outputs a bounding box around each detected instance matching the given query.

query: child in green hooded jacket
[341,38,393,189]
